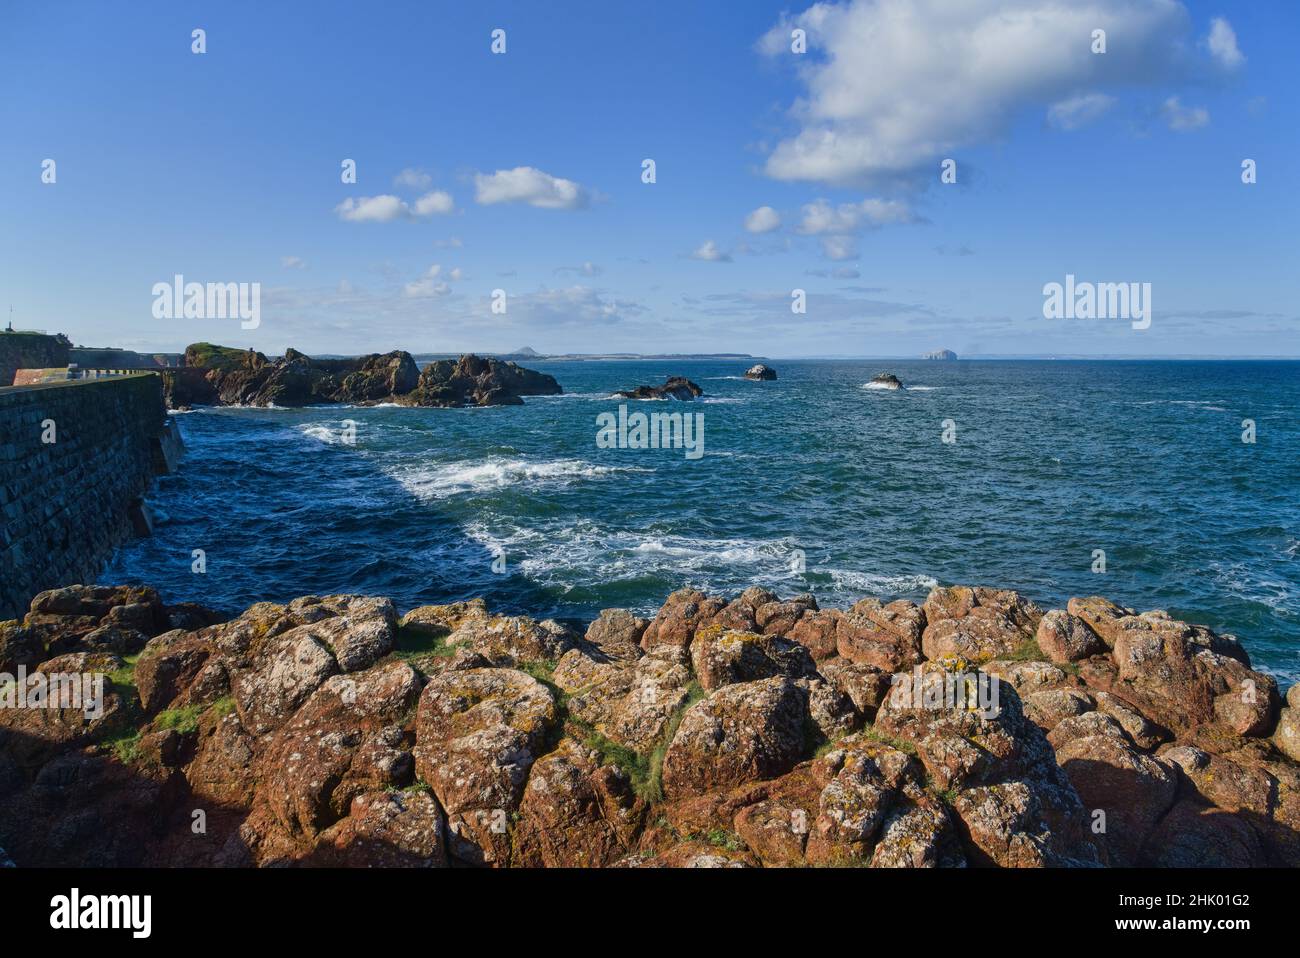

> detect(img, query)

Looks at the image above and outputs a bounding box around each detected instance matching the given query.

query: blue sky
[2,0,1296,357]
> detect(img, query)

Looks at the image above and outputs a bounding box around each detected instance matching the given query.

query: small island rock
[614,376,703,400]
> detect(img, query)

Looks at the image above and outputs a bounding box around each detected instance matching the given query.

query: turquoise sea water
[101,360,1300,682]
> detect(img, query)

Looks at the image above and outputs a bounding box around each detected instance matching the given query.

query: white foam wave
[605,394,703,402]
[299,424,347,444]
[1131,399,1226,409]
[1209,561,1293,613]
[826,569,939,594]
[392,457,650,499]
[463,521,797,581]
[216,402,301,411]
[463,519,938,604]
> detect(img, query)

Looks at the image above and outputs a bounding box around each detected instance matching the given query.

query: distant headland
[415,348,758,363]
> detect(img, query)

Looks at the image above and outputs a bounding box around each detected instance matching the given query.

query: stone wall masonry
[0,374,180,620]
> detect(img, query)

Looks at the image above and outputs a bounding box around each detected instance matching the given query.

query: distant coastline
[412,351,758,363]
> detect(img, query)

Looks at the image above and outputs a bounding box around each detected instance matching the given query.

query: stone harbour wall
[0,374,180,620]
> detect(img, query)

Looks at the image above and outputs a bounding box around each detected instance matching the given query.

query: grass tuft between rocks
[1004,637,1050,663]
[153,703,206,735]
[563,680,706,805]
[859,725,918,756]
[106,653,141,696]
[391,624,456,667]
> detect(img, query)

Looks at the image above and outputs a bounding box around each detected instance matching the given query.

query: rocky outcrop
[868,373,904,390]
[399,354,562,408]
[1,581,1296,869]
[743,364,777,381]
[923,349,957,360]
[614,376,703,400]
[163,344,559,409]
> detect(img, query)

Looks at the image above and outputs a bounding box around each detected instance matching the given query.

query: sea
[101,359,1300,683]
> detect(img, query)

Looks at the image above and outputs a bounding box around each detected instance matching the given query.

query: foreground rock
[163,343,560,408]
[614,376,703,400]
[743,364,777,381]
[1,581,1296,868]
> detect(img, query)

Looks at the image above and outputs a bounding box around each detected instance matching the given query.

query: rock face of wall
[0,332,71,386]
[0,374,179,619]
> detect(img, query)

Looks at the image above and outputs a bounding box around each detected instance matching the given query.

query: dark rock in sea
[743,364,777,381]
[397,353,562,408]
[163,344,558,408]
[614,376,703,400]
[334,351,421,403]
[923,349,957,361]
[869,372,904,390]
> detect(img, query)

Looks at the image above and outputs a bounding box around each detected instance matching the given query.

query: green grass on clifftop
[185,342,260,371]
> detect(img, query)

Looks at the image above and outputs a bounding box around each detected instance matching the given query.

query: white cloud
[475,286,644,327]
[281,255,306,269]
[403,263,463,297]
[335,194,409,223]
[758,0,1196,185]
[394,167,433,190]
[1205,17,1244,70]
[412,190,455,215]
[404,264,452,297]
[744,205,782,233]
[335,191,455,222]
[821,236,859,261]
[797,198,917,234]
[1047,93,1116,130]
[404,279,450,298]
[690,240,732,262]
[474,166,590,209]
[1160,96,1209,131]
